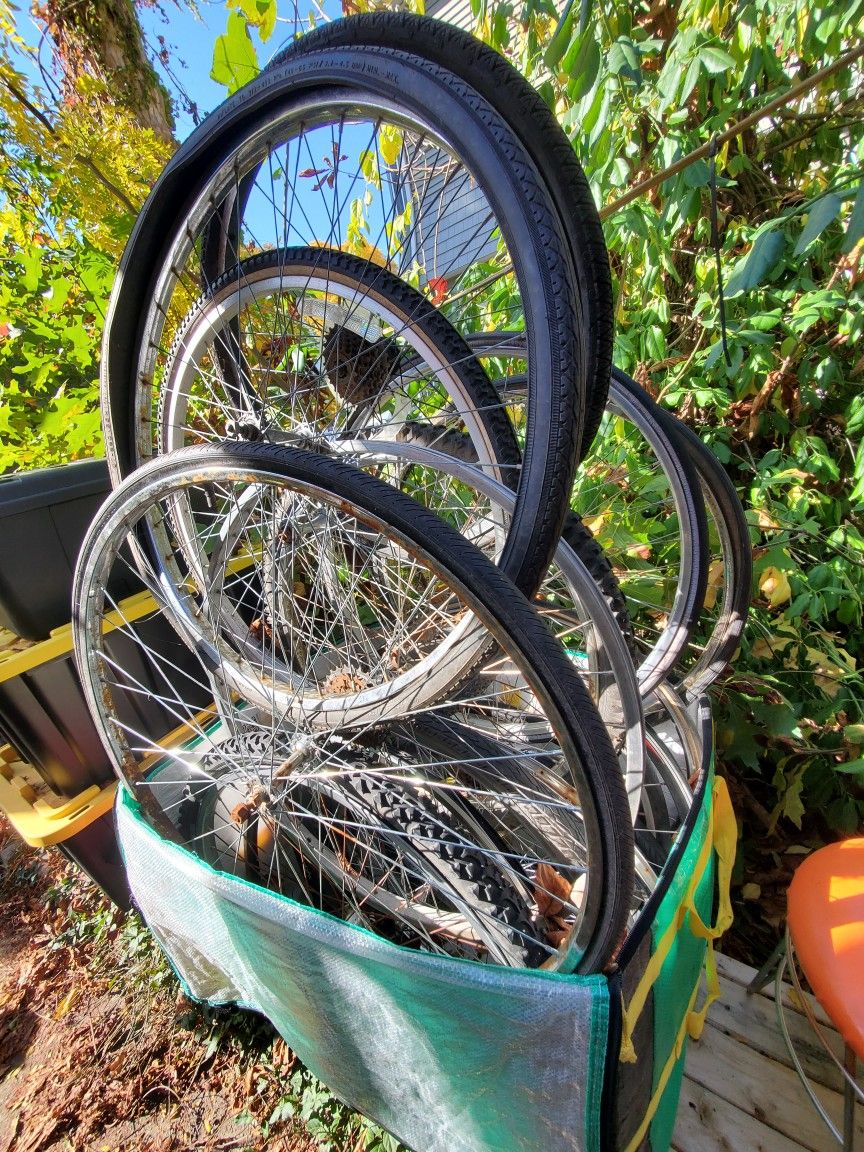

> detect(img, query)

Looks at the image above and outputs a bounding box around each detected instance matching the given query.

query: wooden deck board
[671,953,862,1152]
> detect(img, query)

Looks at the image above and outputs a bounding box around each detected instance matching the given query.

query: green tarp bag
[115,696,735,1152]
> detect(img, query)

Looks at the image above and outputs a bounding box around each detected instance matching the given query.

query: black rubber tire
[395,421,634,645]
[196,729,541,966]
[603,370,710,693]
[481,340,709,693]
[559,513,636,653]
[349,771,544,968]
[651,404,752,698]
[396,422,481,464]
[609,369,751,695]
[100,46,586,598]
[74,441,634,973]
[157,246,521,481]
[398,712,607,867]
[268,13,613,462]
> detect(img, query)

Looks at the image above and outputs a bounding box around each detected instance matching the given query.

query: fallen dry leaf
[535,862,572,919]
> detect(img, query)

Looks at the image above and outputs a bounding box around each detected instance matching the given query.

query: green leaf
[778,772,806,827]
[752,699,801,738]
[726,226,786,296]
[259,0,278,41]
[680,55,701,101]
[231,0,277,39]
[683,158,709,188]
[544,0,577,69]
[211,11,259,94]
[748,308,783,331]
[793,192,843,257]
[564,31,600,100]
[44,276,71,313]
[842,181,864,254]
[718,716,761,769]
[656,56,683,109]
[18,248,41,293]
[700,45,736,73]
[835,758,864,776]
[607,37,641,79]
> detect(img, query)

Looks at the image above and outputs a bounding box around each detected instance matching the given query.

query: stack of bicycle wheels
[74,14,748,985]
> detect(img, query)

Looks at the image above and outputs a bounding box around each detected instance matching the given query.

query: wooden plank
[685,1016,863,1152]
[672,1077,807,1152]
[717,952,834,1029]
[717,951,776,989]
[709,966,847,1092]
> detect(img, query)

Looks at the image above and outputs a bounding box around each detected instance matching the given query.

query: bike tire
[266,12,613,462]
[157,246,521,479]
[100,46,586,597]
[74,441,634,973]
[610,369,751,696]
[469,334,710,693]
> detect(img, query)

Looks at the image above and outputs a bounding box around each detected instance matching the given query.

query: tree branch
[1,74,138,215]
[599,41,864,221]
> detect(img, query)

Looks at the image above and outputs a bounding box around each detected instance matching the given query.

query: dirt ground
[0,820,324,1152]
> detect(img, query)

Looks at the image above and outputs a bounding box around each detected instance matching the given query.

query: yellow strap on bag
[685,776,736,943]
[619,777,736,1063]
[620,778,737,1152]
[686,938,720,1042]
[622,981,701,1152]
[622,944,722,1152]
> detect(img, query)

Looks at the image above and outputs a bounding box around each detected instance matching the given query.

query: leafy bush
[457,0,864,838]
[0,2,171,472]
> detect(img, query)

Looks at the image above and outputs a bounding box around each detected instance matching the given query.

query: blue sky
[138,1,228,139]
[13,1,341,142]
[139,1,343,140]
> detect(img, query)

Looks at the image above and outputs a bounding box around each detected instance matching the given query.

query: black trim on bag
[600,966,622,1152]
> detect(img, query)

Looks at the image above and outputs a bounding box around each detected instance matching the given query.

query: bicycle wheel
[607,370,751,697]
[154,249,636,687]
[73,442,633,973]
[186,722,548,967]
[100,46,589,596]
[261,11,613,463]
[657,413,753,698]
[469,334,709,694]
[340,437,645,821]
[157,246,519,478]
[636,682,701,871]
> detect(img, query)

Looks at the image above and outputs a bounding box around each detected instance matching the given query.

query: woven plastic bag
[116,696,734,1152]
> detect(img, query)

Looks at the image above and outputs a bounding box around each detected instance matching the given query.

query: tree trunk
[34,0,175,141]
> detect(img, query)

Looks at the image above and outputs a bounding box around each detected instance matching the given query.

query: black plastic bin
[0,459,214,906]
[0,458,139,641]
[60,813,133,910]
[0,612,212,798]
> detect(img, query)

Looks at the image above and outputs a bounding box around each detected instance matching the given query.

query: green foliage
[211,8,265,94]
[0,1,172,473]
[469,0,864,834]
[210,0,280,90]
